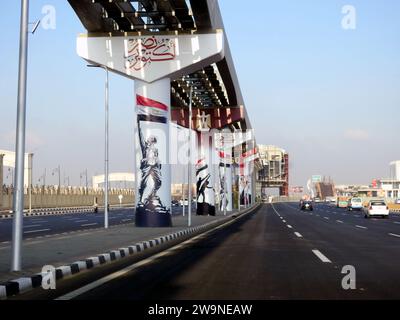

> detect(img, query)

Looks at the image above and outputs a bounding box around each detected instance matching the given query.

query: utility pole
[188,86,193,227]
[11,0,29,271]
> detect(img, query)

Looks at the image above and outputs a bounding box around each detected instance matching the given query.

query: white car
[364,200,390,219]
[347,197,363,211]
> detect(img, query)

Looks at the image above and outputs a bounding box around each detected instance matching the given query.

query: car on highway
[171,200,179,207]
[395,198,400,205]
[364,200,390,219]
[300,200,313,211]
[347,197,363,211]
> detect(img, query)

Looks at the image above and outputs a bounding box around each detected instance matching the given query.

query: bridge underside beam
[172,106,246,131]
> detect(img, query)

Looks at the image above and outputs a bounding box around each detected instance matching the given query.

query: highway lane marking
[294,232,303,238]
[81,223,98,227]
[0,223,135,247]
[324,217,330,220]
[23,224,42,228]
[23,228,51,234]
[336,220,344,224]
[287,225,293,229]
[356,225,367,229]
[312,250,332,263]
[122,219,132,222]
[389,233,400,238]
[393,222,400,225]
[74,220,89,223]
[282,220,286,223]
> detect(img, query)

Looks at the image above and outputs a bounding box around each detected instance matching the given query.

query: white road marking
[287,225,293,229]
[389,233,400,238]
[294,232,303,238]
[23,228,51,234]
[324,217,330,220]
[121,219,132,222]
[356,225,367,229]
[24,224,42,228]
[312,250,332,263]
[336,220,344,224]
[74,220,89,223]
[81,223,98,227]
[282,220,286,223]
[393,222,400,225]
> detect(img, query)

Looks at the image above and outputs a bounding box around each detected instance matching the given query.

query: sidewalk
[0,211,239,283]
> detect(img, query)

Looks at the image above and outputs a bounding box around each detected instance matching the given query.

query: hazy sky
[1,1,399,188]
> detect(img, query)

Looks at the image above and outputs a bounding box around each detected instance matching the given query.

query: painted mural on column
[135,94,172,227]
[196,156,216,216]
[239,147,258,206]
[239,163,251,206]
[216,141,233,212]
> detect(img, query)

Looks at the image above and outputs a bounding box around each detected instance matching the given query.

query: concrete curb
[0,207,95,219]
[0,204,260,299]
[0,205,135,219]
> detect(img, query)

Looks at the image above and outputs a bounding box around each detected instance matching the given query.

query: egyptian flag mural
[239,164,250,206]
[239,147,257,206]
[135,94,172,227]
[239,165,251,206]
[217,150,233,212]
[196,158,216,216]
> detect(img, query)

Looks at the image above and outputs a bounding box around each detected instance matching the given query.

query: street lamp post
[52,165,61,194]
[188,86,193,227]
[80,169,88,190]
[88,64,109,229]
[11,0,30,272]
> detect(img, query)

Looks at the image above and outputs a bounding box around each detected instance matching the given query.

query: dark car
[171,200,179,207]
[300,200,313,211]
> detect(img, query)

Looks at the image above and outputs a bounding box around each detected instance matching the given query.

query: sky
[0,0,399,188]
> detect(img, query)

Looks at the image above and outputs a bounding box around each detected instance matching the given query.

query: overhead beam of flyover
[68,0,256,226]
[68,0,252,130]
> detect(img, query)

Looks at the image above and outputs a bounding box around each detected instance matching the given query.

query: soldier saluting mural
[135,94,171,227]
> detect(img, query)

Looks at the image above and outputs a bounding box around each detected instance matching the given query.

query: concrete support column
[217,130,233,213]
[134,78,172,227]
[196,131,216,216]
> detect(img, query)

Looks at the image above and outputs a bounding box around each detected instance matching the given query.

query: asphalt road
[0,206,193,243]
[54,202,400,300]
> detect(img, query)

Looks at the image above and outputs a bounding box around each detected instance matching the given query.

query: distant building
[390,161,400,181]
[92,173,135,190]
[256,145,289,197]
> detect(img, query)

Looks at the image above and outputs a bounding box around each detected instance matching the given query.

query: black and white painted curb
[0,207,95,219]
[0,204,260,299]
